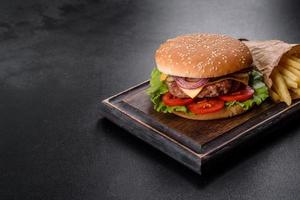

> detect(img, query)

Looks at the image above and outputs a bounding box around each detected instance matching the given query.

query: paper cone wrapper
[243,40,300,88]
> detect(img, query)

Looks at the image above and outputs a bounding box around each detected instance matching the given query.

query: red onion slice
[175,77,209,89]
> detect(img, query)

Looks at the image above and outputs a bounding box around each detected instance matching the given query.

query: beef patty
[166,76,242,98]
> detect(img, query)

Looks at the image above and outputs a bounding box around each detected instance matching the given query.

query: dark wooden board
[101,80,300,174]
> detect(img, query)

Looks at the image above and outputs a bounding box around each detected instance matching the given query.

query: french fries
[270,54,300,105]
[269,89,280,102]
[285,65,300,78]
[277,66,300,82]
[291,88,300,96]
[280,56,300,70]
[271,68,292,105]
[290,56,300,64]
[282,75,298,88]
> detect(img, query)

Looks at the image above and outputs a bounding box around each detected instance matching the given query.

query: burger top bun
[155,33,252,78]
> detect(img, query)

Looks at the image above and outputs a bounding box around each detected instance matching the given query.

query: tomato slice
[219,86,254,102]
[162,92,193,106]
[188,98,224,114]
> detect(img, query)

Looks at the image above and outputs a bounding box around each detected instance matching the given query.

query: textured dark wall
[1,0,300,199]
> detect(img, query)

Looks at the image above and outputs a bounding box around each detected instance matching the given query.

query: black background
[1,0,300,199]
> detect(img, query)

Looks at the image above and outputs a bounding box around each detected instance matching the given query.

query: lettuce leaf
[146,68,188,113]
[225,70,269,110]
[156,101,188,113]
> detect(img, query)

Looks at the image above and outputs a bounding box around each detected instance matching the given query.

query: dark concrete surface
[1,0,300,199]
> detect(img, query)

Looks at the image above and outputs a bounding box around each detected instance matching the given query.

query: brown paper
[243,40,300,88]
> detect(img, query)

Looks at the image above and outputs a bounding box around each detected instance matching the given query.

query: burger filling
[147,68,269,115]
[166,78,241,98]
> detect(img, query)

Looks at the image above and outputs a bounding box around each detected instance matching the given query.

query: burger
[147,33,269,120]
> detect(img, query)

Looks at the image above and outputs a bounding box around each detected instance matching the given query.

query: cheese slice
[160,73,168,81]
[180,87,204,98]
[178,72,249,98]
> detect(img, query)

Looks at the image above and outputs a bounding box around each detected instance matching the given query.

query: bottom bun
[173,104,246,120]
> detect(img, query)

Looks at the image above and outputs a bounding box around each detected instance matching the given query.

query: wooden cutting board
[101,80,300,174]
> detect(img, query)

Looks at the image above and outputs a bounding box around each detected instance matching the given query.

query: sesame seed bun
[173,104,246,120]
[155,33,252,78]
